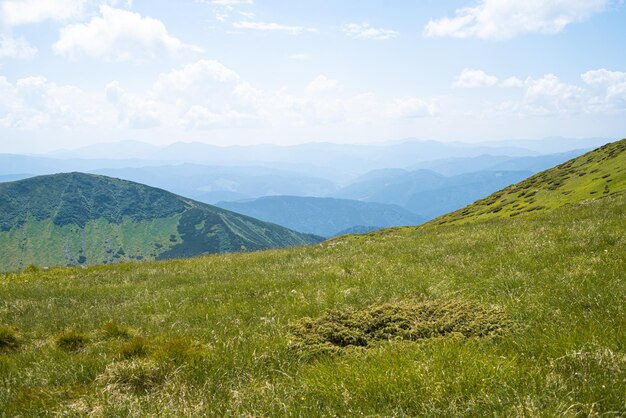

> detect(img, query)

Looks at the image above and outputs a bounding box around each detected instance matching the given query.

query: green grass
[0,142,624,416]
[0,191,624,416]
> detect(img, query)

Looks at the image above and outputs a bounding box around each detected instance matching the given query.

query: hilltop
[0,139,624,416]
[0,173,320,271]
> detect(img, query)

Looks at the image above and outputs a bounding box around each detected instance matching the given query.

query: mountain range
[216,196,424,237]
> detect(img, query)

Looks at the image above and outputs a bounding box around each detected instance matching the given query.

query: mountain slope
[0,173,321,271]
[216,196,424,237]
[1,139,624,415]
[435,138,626,225]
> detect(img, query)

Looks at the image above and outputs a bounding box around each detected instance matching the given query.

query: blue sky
[0,0,625,153]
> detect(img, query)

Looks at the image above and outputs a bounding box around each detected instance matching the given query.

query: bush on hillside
[289,299,510,356]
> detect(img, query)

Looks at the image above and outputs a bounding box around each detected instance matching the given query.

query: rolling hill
[216,196,424,237]
[0,139,624,416]
[0,173,321,271]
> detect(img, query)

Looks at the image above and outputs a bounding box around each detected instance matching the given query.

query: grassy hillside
[0,140,624,415]
[436,138,626,225]
[216,196,424,237]
[0,173,320,271]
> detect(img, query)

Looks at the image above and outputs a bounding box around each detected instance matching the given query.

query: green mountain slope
[435,138,626,225]
[0,173,321,271]
[216,196,424,237]
[0,139,624,415]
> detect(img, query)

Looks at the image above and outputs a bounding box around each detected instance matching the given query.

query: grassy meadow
[1,189,624,416]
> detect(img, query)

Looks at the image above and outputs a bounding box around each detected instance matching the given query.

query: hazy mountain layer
[216,196,424,237]
[334,169,532,220]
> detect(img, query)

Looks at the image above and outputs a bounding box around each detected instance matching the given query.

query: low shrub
[289,299,510,356]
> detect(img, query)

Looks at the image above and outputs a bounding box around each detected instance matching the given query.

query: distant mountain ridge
[0,173,321,271]
[332,169,533,220]
[216,196,424,237]
[90,164,337,204]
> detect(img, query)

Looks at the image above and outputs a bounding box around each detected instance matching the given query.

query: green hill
[216,196,424,237]
[0,173,321,271]
[435,138,626,225]
[0,140,624,416]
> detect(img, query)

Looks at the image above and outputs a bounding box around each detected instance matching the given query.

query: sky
[0,0,625,153]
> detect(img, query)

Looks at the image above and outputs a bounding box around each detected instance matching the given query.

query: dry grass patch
[289,299,510,356]
[97,359,173,395]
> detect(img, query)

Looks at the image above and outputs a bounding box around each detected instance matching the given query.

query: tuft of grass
[100,320,133,339]
[152,336,205,365]
[55,331,89,352]
[0,325,20,352]
[289,299,510,356]
[97,359,172,395]
[21,265,40,273]
[118,336,152,359]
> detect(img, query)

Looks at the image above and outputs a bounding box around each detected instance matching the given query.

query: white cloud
[453,69,498,88]
[343,23,398,40]
[581,69,626,111]
[387,97,437,119]
[581,69,626,85]
[232,21,316,34]
[424,0,609,40]
[105,81,161,129]
[0,35,37,59]
[108,60,246,129]
[522,74,584,115]
[53,6,202,61]
[152,59,240,99]
[0,75,115,129]
[111,60,438,130]
[500,76,524,88]
[0,0,86,26]
[0,59,439,134]
[305,75,341,95]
